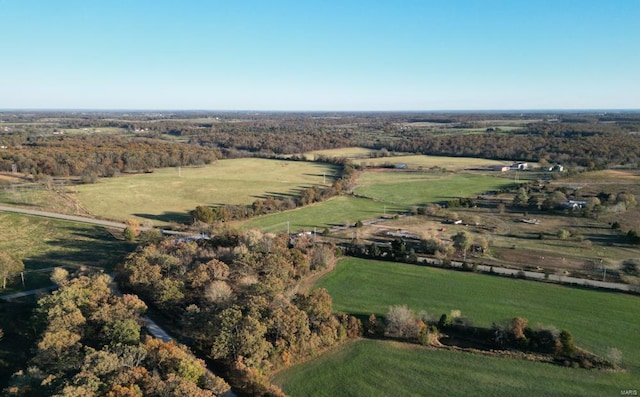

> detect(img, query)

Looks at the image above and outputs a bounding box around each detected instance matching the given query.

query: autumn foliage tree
[119,228,360,395]
[5,273,229,396]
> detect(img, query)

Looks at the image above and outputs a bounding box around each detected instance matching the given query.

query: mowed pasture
[305,147,380,159]
[274,258,640,395]
[69,159,338,224]
[273,339,626,397]
[354,171,516,206]
[237,196,404,233]
[306,147,512,171]
[354,154,509,170]
[0,213,134,293]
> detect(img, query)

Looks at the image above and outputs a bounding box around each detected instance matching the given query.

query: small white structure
[491,165,510,172]
[548,164,564,172]
[510,162,528,170]
[563,200,586,210]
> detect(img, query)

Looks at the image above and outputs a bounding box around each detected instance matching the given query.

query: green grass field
[306,148,512,171]
[306,147,379,159]
[236,196,405,233]
[354,154,509,170]
[273,339,631,397]
[354,171,516,205]
[70,159,338,225]
[273,258,640,395]
[0,213,134,293]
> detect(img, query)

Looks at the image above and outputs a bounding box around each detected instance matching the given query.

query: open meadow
[236,196,404,233]
[353,154,510,170]
[353,170,516,206]
[306,147,514,171]
[0,213,134,293]
[272,257,640,396]
[306,147,379,159]
[273,339,628,397]
[68,158,338,225]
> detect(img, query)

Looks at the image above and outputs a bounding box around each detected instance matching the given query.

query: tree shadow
[133,211,191,224]
[25,224,136,274]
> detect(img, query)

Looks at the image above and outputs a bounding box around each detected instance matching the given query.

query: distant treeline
[2,112,640,179]
[0,135,217,179]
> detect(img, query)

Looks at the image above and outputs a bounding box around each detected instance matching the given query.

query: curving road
[0,205,128,229]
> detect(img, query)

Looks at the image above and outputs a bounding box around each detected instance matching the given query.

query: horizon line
[1,108,640,114]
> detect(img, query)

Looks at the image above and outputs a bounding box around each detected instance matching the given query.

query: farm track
[0,204,128,229]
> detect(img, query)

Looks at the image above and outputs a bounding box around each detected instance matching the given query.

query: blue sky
[1,0,638,110]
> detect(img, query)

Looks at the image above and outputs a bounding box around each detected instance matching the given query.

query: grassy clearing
[273,339,632,397]
[236,196,404,233]
[354,171,516,205]
[306,148,511,171]
[354,154,511,170]
[283,257,640,395]
[306,147,379,159]
[69,159,338,225]
[0,184,77,214]
[0,213,134,293]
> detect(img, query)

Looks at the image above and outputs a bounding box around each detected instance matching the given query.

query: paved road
[417,257,637,293]
[0,205,128,229]
[0,286,57,301]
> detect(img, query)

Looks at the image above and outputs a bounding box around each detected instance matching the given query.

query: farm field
[0,183,80,214]
[68,159,338,225]
[353,206,635,275]
[273,339,628,397]
[279,257,640,395]
[353,154,511,170]
[237,196,404,233]
[0,213,134,293]
[353,171,516,206]
[306,147,515,171]
[306,147,379,159]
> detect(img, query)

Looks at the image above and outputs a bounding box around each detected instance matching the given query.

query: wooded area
[2,112,640,180]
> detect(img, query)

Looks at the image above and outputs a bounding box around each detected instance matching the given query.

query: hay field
[69,159,337,225]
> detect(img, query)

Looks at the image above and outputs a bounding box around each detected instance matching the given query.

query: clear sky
[1,0,638,111]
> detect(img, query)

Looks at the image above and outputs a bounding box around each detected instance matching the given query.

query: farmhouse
[510,162,528,170]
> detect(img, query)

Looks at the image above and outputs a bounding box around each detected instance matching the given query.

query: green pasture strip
[315,258,640,371]
[71,159,338,225]
[236,196,404,233]
[273,339,634,397]
[354,172,516,205]
[354,154,507,170]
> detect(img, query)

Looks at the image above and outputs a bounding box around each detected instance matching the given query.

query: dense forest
[5,272,230,396]
[118,229,361,395]
[0,135,217,179]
